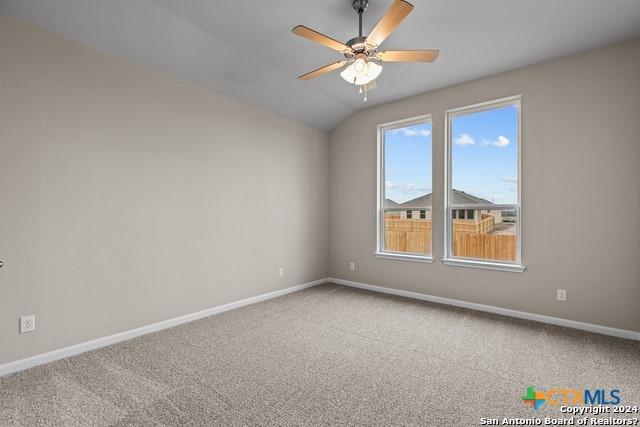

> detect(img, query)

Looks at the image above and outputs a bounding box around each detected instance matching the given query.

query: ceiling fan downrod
[353,0,369,37]
[346,0,370,58]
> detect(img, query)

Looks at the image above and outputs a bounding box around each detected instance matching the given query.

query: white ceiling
[2,0,640,130]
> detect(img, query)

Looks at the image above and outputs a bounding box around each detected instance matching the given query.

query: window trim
[443,95,525,271]
[376,113,433,261]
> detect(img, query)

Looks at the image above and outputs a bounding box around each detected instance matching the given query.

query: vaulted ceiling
[2,0,640,130]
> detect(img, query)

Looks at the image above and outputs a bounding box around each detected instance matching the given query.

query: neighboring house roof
[384,189,492,208]
[384,199,401,208]
[398,193,432,207]
[449,190,493,205]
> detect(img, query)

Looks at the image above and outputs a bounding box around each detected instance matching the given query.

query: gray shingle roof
[384,199,401,208]
[448,190,493,205]
[384,189,492,208]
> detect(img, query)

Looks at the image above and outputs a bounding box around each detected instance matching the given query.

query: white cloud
[392,127,431,137]
[492,136,510,147]
[499,177,518,194]
[454,133,475,146]
[386,181,430,195]
[481,136,511,148]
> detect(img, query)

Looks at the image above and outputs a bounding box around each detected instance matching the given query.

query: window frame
[443,96,525,272]
[375,114,434,263]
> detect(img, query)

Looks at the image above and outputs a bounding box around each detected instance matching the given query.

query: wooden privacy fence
[384,218,432,255]
[384,217,516,261]
[453,214,495,234]
[452,232,516,261]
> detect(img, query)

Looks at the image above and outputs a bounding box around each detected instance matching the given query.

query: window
[377,115,433,260]
[452,209,473,220]
[444,96,523,271]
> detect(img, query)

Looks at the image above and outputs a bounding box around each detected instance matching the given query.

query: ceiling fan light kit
[340,55,382,86]
[292,0,439,102]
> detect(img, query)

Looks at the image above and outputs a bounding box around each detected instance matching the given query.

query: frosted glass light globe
[340,59,382,85]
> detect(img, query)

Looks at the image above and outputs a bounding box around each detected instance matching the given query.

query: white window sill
[373,252,434,263]
[441,258,526,273]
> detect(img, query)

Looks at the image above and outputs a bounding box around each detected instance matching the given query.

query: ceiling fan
[292,0,439,102]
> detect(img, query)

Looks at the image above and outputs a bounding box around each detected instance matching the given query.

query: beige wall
[329,39,640,332]
[0,15,329,365]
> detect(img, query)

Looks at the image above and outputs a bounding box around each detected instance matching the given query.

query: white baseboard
[0,278,328,377]
[328,277,640,341]
[4,276,636,377]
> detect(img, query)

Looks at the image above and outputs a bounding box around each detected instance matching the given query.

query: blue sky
[384,122,432,204]
[384,105,518,205]
[451,105,518,204]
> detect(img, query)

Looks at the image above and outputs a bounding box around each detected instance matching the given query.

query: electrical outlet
[349,262,356,272]
[278,267,285,278]
[556,289,567,302]
[20,315,36,334]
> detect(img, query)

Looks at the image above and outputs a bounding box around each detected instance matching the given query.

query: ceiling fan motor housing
[352,0,368,13]
[346,36,368,54]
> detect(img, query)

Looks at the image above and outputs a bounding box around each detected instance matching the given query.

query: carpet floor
[1,283,639,426]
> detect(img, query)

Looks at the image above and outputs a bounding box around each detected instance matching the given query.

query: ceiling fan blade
[377,50,439,62]
[292,25,349,52]
[365,0,414,48]
[298,60,347,80]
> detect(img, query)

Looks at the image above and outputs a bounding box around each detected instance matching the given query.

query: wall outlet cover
[349,262,356,272]
[20,315,36,334]
[557,289,567,302]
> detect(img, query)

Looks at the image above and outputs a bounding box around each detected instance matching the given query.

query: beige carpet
[1,283,639,426]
